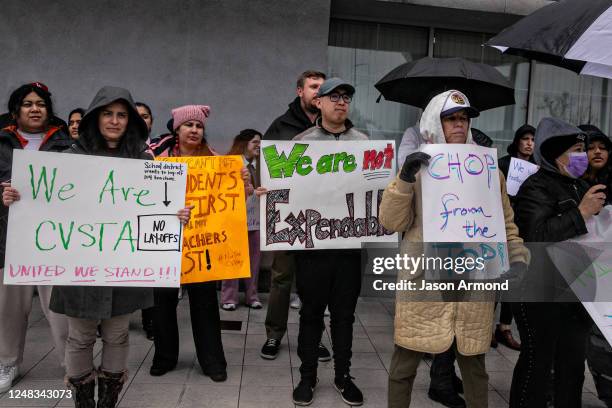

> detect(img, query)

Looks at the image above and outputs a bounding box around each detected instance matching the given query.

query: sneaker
[248,301,263,309]
[428,388,466,408]
[221,303,236,311]
[0,364,18,393]
[260,338,281,360]
[290,295,302,309]
[334,374,363,406]
[293,378,317,406]
[318,343,332,362]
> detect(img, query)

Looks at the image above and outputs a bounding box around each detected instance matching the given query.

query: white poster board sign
[4,150,187,287]
[506,157,539,196]
[259,140,398,250]
[420,144,509,275]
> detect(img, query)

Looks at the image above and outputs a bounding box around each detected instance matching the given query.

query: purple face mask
[564,152,589,178]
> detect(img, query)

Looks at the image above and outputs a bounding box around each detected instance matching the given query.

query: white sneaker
[0,364,18,393]
[290,295,302,309]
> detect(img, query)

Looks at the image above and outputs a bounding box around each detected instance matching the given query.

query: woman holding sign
[220,128,263,310]
[0,82,71,394]
[3,86,193,408]
[380,90,530,408]
[148,106,250,382]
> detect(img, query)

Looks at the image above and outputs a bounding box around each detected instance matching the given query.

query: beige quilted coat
[380,91,530,356]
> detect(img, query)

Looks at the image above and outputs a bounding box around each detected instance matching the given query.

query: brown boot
[495,324,521,350]
[66,370,96,408]
[97,369,127,408]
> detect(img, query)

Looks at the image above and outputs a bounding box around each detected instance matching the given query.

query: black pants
[499,302,513,325]
[510,302,591,408]
[296,249,361,381]
[430,348,457,391]
[152,282,227,374]
[141,307,154,328]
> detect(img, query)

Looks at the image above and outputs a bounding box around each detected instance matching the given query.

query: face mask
[563,152,589,178]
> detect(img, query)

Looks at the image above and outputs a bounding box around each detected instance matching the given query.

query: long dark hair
[79,101,148,158]
[228,128,261,185]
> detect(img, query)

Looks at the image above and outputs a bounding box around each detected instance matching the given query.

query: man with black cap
[259,71,332,363]
[291,77,367,406]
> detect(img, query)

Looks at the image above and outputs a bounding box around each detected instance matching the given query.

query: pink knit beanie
[171,105,211,130]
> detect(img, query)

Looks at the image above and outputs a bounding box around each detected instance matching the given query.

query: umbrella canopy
[374,57,515,111]
[486,0,612,78]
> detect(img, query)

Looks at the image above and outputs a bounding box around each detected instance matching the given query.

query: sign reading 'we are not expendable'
[4,150,187,287]
[260,140,398,250]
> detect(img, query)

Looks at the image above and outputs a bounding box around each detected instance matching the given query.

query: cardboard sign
[420,144,509,276]
[159,155,250,283]
[507,157,539,196]
[259,140,398,250]
[4,150,187,287]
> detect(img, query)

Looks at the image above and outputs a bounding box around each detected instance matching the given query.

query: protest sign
[506,157,539,196]
[159,155,250,283]
[4,150,187,287]
[420,144,509,276]
[259,140,398,250]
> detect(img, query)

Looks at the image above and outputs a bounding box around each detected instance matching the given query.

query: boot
[66,370,96,408]
[97,369,127,408]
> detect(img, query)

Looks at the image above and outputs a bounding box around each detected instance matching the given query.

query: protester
[221,129,263,310]
[381,90,530,408]
[277,77,368,406]
[148,105,251,383]
[260,70,331,363]
[67,108,85,140]
[580,124,612,201]
[510,117,603,407]
[2,86,193,407]
[0,82,71,394]
[135,102,154,142]
[498,124,536,179]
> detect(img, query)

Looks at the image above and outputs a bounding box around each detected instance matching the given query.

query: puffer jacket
[513,117,591,301]
[0,125,72,267]
[379,90,529,355]
[50,86,154,320]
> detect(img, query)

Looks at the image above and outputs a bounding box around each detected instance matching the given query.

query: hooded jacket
[0,125,71,267]
[513,117,591,302]
[379,90,529,355]
[263,97,317,141]
[50,86,153,320]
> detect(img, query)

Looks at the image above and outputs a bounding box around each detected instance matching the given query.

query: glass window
[529,61,612,135]
[328,19,429,147]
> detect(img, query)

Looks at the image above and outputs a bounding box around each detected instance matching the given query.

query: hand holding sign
[399,152,431,183]
[1,182,20,205]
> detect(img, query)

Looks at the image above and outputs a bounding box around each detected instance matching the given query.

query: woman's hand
[255,187,268,197]
[2,182,20,207]
[240,167,250,182]
[578,184,606,220]
[177,205,195,225]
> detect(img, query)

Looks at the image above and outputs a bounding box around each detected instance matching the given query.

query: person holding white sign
[0,82,71,394]
[290,78,368,407]
[510,118,606,408]
[4,86,193,408]
[380,90,529,408]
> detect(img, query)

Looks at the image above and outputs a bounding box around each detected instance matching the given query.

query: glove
[399,152,431,183]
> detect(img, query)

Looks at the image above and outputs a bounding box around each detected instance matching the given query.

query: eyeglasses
[327,93,352,103]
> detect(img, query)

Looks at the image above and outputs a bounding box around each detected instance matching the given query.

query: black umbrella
[486,0,612,78]
[374,57,515,111]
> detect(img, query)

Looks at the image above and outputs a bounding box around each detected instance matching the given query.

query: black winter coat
[0,126,72,267]
[263,97,316,141]
[514,169,589,301]
[50,86,154,320]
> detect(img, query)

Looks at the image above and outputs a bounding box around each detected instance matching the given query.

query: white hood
[419,90,474,145]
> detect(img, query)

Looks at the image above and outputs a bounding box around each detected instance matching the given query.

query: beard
[304,100,319,114]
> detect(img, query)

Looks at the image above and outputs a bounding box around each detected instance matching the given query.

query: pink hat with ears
[171,105,211,130]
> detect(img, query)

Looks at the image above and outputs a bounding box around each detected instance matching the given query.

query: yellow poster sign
[158,155,250,283]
